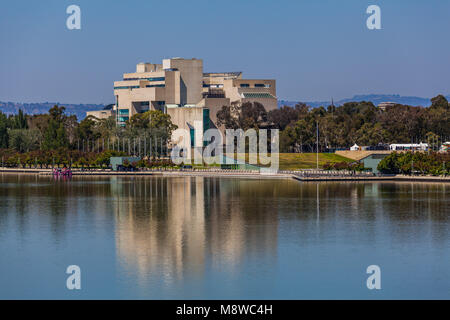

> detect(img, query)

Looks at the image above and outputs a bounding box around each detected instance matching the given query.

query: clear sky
[0,0,449,104]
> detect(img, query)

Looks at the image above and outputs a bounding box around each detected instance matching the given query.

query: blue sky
[0,0,449,104]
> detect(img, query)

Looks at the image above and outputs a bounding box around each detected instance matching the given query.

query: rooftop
[203,72,242,78]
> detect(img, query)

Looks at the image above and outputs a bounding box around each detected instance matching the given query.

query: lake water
[0,174,448,299]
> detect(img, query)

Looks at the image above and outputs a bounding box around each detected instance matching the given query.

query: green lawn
[277,153,353,170]
[217,153,353,170]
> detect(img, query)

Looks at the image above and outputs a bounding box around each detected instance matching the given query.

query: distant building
[378,102,397,111]
[111,58,276,144]
[389,143,428,151]
[86,104,115,120]
[87,57,277,148]
[349,144,389,152]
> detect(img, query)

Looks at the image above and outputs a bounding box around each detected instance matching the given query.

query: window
[203,109,210,132]
[146,77,165,82]
[190,128,195,147]
[123,77,166,81]
[146,84,165,88]
[114,86,139,90]
[240,84,250,88]
[254,84,265,88]
[118,109,129,115]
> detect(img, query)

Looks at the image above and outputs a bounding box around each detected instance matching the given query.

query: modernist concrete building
[86,104,115,120]
[109,57,277,146]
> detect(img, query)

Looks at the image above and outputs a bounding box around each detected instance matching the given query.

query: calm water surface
[0,174,449,299]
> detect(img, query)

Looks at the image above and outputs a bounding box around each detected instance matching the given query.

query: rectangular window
[123,77,166,81]
[114,86,139,90]
[203,109,210,132]
[118,109,129,115]
[146,77,165,82]
[240,84,250,88]
[203,109,210,147]
[190,128,195,147]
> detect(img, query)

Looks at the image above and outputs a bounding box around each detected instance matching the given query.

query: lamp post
[316,120,319,170]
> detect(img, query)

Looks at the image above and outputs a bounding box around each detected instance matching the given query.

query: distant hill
[278,94,450,109]
[2,93,449,119]
[0,101,105,120]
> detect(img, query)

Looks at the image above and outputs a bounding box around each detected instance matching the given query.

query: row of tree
[1,94,449,157]
[378,152,449,176]
[216,95,450,152]
[0,148,177,169]
[0,106,177,154]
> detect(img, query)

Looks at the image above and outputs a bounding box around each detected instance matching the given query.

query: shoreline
[1,168,449,182]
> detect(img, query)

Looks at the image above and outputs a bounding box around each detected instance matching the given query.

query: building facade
[86,104,115,120]
[110,57,277,146]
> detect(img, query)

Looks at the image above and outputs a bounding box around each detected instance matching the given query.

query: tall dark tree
[267,106,299,130]
[42,105,68,150]
[0,112,8,148]
[9,109,28,130]
[216,102,268,130]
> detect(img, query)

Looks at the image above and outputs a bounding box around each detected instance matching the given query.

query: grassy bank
[277,153,353,170]
[227,153,353,170]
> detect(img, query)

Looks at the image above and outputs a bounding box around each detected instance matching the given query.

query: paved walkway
[1,168,448,182]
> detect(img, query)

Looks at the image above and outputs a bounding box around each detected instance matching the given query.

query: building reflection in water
[2,174,447,290]
[111,176,279,284]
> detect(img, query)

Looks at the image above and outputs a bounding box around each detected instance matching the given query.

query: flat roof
[203,72,242,78]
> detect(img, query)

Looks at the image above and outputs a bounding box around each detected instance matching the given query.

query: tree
[65,114,79,145]
[356,123,388,146]
[8,129,41,153]
[8,109,28,130]
[42,105,69,150]
[426,132,440,151]
[267,106,299,130]
[430,95,449,110]
[129,110,177,132]
[77,116,99,141]
[216,102,268,130]
[0,112,8,148]
[127,110,177,141]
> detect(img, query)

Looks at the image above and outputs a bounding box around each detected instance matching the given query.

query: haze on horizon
[0,0,449,105]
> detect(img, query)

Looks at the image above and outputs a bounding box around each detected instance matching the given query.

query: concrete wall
[167,107,204,132]
[164,58,203,105]
[361,154,389,174]
[86,109,113,120]
[336,150,392,161]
